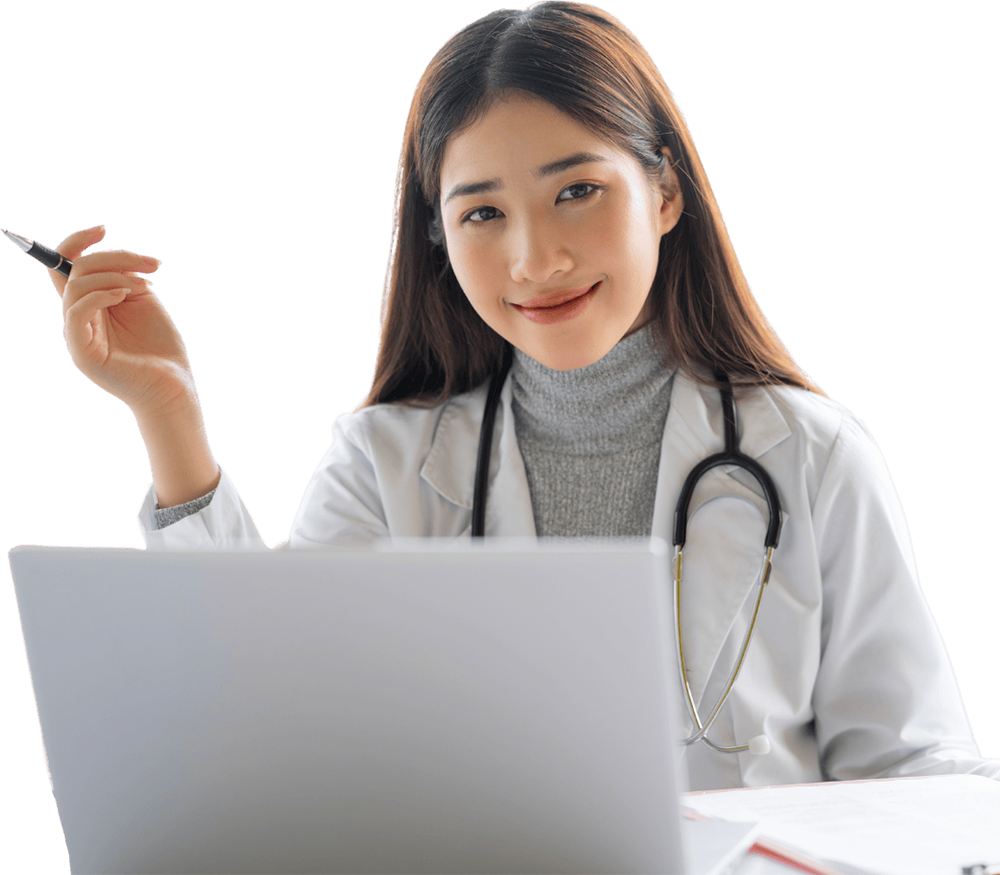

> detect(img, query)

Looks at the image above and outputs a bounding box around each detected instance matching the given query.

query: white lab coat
[139,369,999,790]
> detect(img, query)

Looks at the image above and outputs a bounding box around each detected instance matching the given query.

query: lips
[514,281,601,325]
[516,283,598,309]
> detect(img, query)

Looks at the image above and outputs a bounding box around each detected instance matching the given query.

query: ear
[656,146,684,236]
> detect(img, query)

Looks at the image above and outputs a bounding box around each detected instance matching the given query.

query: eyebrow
[443,151,608,206]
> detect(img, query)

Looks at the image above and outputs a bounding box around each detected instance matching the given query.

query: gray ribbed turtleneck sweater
[154,326,675,533]
[511,324,674,537]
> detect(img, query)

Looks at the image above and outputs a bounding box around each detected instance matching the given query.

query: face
[439,94,684,371]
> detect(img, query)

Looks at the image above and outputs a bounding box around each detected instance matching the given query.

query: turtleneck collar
[510,323,675,454]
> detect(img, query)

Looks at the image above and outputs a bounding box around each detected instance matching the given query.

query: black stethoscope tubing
[471,345,513,538]
[672,368,782,551]
[472,353,782,548]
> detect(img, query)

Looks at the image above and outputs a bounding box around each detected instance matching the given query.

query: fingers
[49,225,107,296]
[62,264,150,322]
[49,226,161,297]
[63,264,150,302]
[63,287,132,362]
[71,248,161,278]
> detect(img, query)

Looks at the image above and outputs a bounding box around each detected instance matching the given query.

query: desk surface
[685,774,1000,875]
[0,746,1000,875]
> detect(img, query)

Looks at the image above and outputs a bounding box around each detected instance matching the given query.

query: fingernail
[142,256,161,267]
[88,224,105,233]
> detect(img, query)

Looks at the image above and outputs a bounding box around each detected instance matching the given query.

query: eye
[461,182,604,225]
[559,182,598,201]
[462,207,497,225]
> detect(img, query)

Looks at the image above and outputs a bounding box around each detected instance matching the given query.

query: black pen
[3,229,73,277]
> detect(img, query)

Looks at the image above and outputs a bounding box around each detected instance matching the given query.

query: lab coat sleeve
[811,412,1000,781]
[137,415,393,550]
[288,414,391,546]
[138,467,268,550]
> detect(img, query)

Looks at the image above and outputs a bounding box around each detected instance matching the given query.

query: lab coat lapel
[420,377,536,537]
[485,378,537,535]
[651,372,792,713]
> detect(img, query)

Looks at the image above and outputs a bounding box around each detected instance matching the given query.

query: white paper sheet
[684,775,1000,875]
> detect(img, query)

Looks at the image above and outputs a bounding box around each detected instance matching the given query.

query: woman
[48,2,997,789]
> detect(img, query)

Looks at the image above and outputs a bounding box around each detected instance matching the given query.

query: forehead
[439,95,632,193]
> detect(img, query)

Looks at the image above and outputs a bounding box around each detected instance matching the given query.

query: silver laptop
[10,539,755,874]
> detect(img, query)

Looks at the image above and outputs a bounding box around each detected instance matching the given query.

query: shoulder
[763,383,860,449]
[767,383,881,454]
[330,384,490,457]
[751,383,896,509]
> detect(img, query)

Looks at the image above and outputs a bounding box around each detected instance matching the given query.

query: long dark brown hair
[363,1,820,408]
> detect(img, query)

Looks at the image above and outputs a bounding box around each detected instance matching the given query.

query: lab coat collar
[421,367,792,540]
[420,378,536,537]
[653,368,795,544]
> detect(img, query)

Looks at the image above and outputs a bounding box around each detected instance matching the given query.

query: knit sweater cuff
[153,488,217,530]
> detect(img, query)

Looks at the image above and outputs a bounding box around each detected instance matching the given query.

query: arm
[43,227,269,549]
[134,400,220,509]
[811,413,1000,780]
[130,380,268,548]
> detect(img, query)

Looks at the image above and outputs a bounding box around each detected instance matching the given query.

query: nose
[508,216,575,285]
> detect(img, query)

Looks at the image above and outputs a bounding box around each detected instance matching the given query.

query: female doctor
[47,1,997,790]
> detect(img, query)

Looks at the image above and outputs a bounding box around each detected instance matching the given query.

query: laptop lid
[11,540,696,874]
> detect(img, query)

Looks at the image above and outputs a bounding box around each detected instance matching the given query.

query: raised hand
[52,226,196,420]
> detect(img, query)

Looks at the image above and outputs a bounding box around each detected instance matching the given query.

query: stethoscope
[470,348,782,757]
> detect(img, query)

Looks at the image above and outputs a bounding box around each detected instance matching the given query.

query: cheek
[583,216,649,278]
[448,237,505,312]
[622,199,665,278]
[589,200,660,282]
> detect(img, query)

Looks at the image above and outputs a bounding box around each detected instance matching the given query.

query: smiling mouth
[514,280,601,325]
[514,280,601,310]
